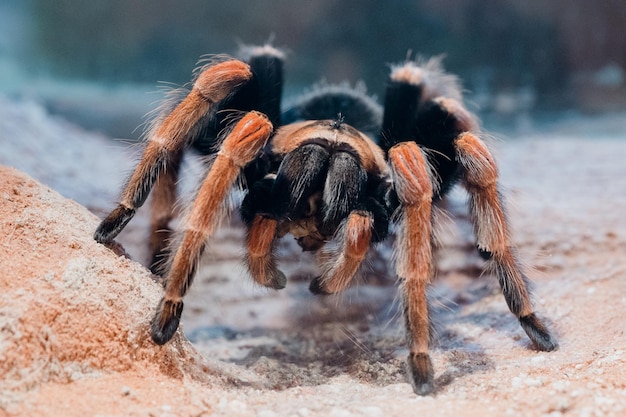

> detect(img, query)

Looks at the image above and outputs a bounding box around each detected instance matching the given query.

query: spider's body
[94,45,557,395]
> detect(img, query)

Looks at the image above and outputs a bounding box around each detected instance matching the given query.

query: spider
[94,44,557,395]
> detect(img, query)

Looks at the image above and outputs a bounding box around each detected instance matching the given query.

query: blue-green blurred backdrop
[2,0,625,137]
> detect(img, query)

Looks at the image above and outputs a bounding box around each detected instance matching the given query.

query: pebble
[328,407,353,417]
[551,380,570,392]
[525,377,544,387]
[531,355,547,364]
[512,375,544,388]
[354,406,384,417]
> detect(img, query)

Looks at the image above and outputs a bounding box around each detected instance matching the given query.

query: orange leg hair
[245,215,286,289]
[94,60,253,245]
[310,211,373,294]
[455,132,557,352]
[151,111,272,345]
[388,141,435,395]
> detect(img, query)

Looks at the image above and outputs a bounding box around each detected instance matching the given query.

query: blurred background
[1,0,625,139]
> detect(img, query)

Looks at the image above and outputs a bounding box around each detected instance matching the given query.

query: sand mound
[0,166,216,415]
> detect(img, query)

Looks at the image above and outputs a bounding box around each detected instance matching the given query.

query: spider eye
[330,115,345,129]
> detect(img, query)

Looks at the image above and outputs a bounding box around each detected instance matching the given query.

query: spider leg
[310,210,373,295]
[93,60,253,244]
[455,132,558,352]
[151,111,272,345]
[245,214,286,289]
[148,149,183,274]
[388,141,435,395]
[240,141,330,287]
[303,149,370,295]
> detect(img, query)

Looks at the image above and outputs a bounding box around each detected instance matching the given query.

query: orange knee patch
[220,111,273,166]
[433,97,478,133]
[455,132,498,188]
[194,60,253,103]
[388,142,433,206]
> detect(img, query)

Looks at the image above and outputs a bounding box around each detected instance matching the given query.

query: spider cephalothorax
[94,44,557,395]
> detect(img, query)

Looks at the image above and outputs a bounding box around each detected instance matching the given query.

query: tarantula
[94,44,557,395]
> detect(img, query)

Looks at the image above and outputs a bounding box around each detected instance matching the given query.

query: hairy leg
[455,132,557,352]
[94,60,253,244]
[148,149,183,274]
[151,111,272,345]
[310,210,373,295]
[245,215,286,289]
[388,141,435,395]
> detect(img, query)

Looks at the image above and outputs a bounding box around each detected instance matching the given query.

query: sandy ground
[0,96,625,416]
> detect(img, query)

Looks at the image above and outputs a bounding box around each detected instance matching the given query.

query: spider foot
[519,313,558,352]
[246,257,287,289]
[265,269,287,290]
[308,276,331,295]
[407,352,434,395]
[151,298,183,345]
[477,246,493,260]
[94,205,136,244]
[252,269,287,290]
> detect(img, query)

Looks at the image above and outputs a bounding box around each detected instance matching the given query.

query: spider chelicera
[94,44,557,395]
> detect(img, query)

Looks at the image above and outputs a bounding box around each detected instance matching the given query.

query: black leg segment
[379,81,422,151]
[321,151,367,234]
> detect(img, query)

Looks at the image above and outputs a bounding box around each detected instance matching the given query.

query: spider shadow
[431,343,495,394]
[426,273,550,393]
[190,280,409,390]
[189,274,512,393]
[187,228,532,393]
